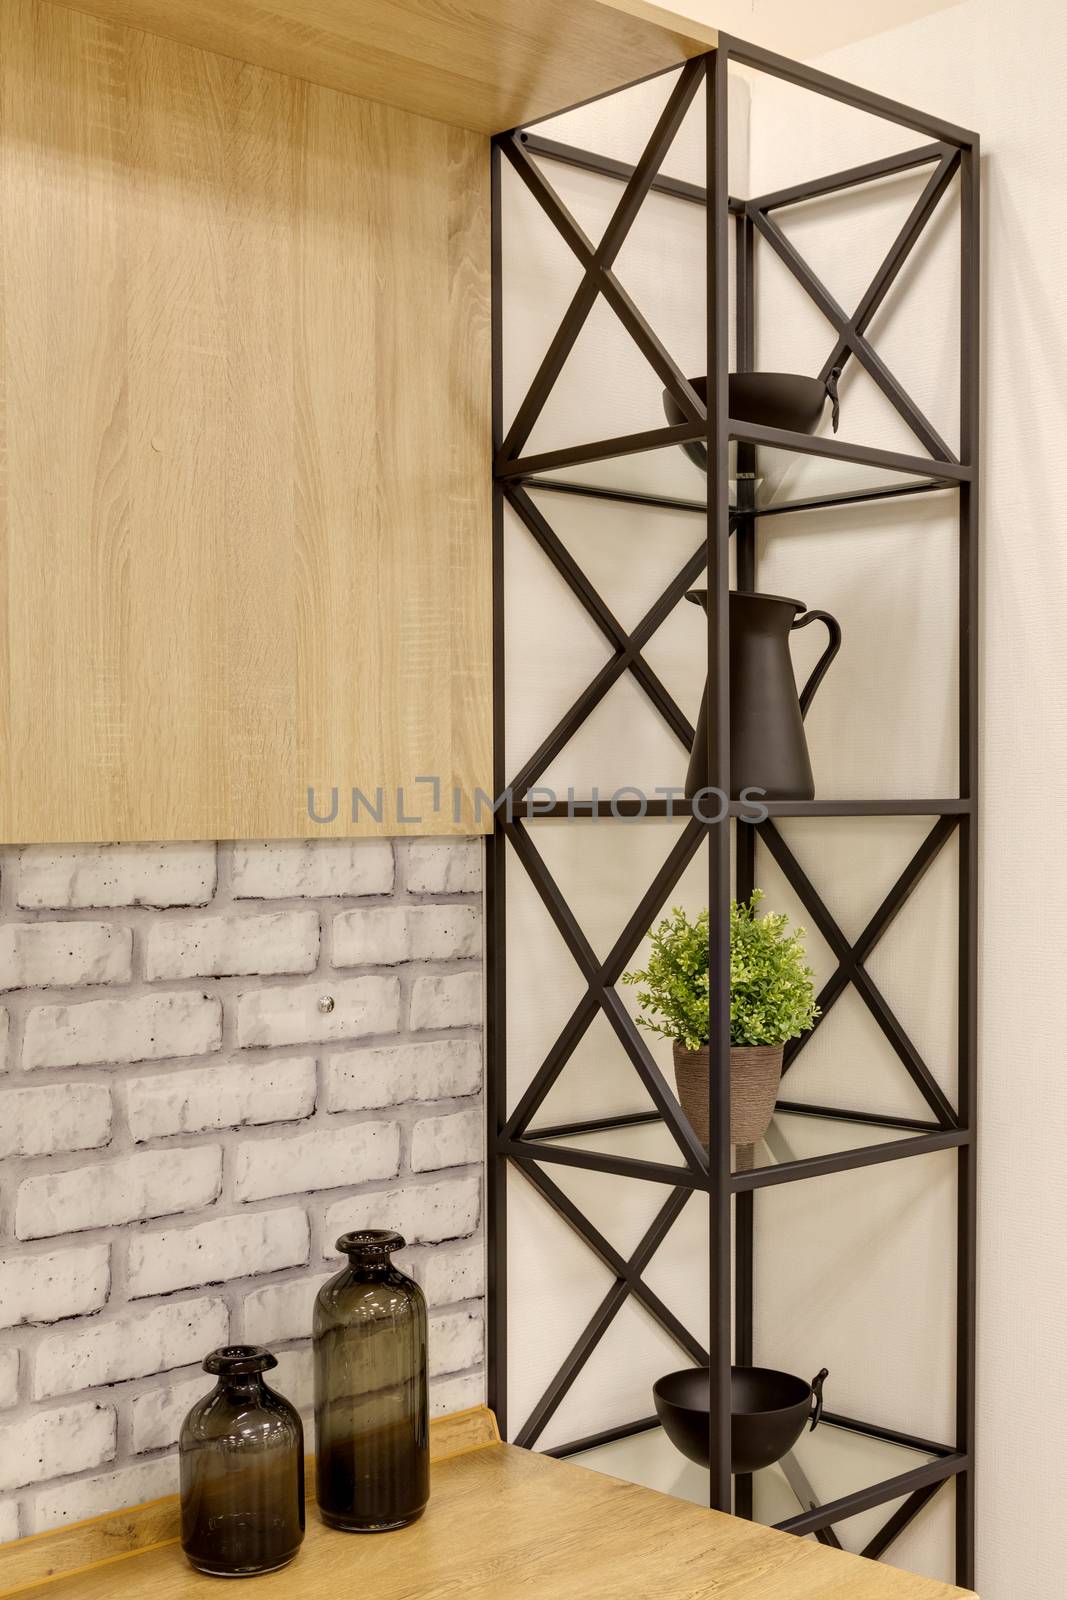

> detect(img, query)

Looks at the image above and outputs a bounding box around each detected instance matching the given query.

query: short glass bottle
[179,1345,305,1578]
[313,1229,429,1532]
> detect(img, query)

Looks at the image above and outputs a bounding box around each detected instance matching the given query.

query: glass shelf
[561,1415,953,1553]
[516,440,958,522]
[518,1105,963,1188]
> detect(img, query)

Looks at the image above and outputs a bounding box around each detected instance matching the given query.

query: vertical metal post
[733,208,756,1523]
[487,138,509,1439]
[955,134,980,1593]
[706,42,734,1515]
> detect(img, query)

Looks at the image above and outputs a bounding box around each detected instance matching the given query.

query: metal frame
[488,33,979,1588]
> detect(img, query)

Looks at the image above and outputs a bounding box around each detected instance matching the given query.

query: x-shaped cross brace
[511,1161,705,1448]
[503,815,708,1171]
[759,815,960,1128]
[748,143,961,462]
[505,481,719,798]
[498,55,708,469]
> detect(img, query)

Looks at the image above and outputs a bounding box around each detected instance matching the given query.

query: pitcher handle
[825,367,841,433]
[792,610,842,719]
[809,1368,829,1432]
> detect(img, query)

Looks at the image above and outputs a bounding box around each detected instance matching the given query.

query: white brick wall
[17,845,217,911]
[125,1057,317,1141]
[0,1403,116,1494]
[409,971,482,1032]
[232,1121,400,1202]
[126,1210,310,1299]
[0,923,132,990]
[23,992,223,1071]
[0,1350,19,1410]
[321,1174,482,1246]
[411,1108,482,1173]
[323,1039,481,1112]
[235,976,400,1050]
[232,841,394,900]
[0,1245,110,1330]
[0,835,484,1540]
[15,1148,224,1240]
[33,1297,230,1399]
[145,911,319,980]
[332,904,481,967]
[0,1084,112,1159]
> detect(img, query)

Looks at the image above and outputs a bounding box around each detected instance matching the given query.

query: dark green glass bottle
[179,1345,304,1577]
[313,1230,429,1532]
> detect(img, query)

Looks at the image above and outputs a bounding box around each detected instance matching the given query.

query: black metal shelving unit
[488,34,979,1588]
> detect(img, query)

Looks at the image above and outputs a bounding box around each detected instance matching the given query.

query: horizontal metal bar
[718,33,978,148]
[498,422,704,480]
[822,1411,956,1460]
[749,141,951,213]
[756,478,955,520]
[517,131,732,210]
[731,1128,970,1192]
[523,475,956,522]
[774,1452,967,1539]
[500,1136,704,1190]
[543,1411,957,1470]
[521,477,708,517]
[542,1415,661,1458]
[727,419,971,482]
[775,1101,942,1134]
[530,1103,943,1143]
[527,1109,663,1142]
[753,797,972,817]
[520,798,973,820]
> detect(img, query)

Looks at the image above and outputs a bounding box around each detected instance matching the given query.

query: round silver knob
[318,995,335,1015]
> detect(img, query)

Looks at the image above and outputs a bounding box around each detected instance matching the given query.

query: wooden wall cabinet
[0,0,713,842]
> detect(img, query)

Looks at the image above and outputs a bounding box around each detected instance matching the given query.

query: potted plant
[622,891,818,1150]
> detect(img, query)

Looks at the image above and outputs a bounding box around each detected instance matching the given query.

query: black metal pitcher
[685,590,841,801]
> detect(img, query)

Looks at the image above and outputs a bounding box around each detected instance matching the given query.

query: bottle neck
[217,1373,268,1402]
[346,1253,393,1278]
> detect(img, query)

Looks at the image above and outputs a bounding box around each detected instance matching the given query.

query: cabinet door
[0,0,491,842]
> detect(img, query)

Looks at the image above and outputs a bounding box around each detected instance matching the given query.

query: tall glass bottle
[180,1345,304,1578]
[313,1229,429,1531]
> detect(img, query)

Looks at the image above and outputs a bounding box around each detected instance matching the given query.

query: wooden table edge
[0,1406,500,1596]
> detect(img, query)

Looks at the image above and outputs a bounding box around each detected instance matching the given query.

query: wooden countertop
[0,1408,975,1600]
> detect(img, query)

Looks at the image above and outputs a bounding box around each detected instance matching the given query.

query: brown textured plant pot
[672,1041,783,1149]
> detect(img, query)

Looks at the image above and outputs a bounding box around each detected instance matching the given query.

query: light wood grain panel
[0,1407,500,1596]
[0,0,491,842]
[48,0,716,135]
[0,1438,974,1599]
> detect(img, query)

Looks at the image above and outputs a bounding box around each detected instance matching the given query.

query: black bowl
[663,372,837,474]
[653,1365,828,1475]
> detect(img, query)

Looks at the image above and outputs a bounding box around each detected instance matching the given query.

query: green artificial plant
[621,890,818,1050]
